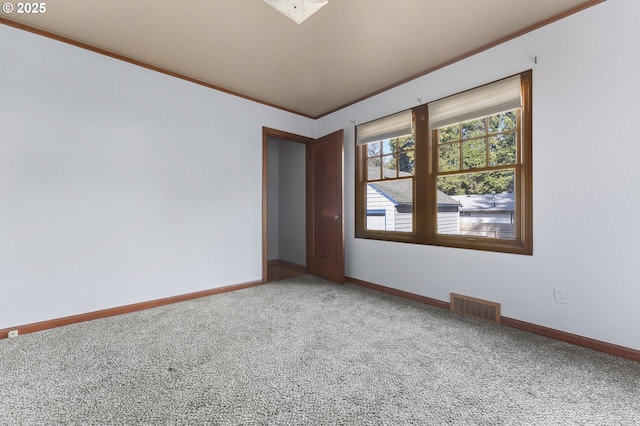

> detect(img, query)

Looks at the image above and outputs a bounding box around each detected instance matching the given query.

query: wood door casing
[306,130,345,283]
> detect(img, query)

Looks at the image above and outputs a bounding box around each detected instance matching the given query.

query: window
[355,70,532,254]
[357,110,415,235]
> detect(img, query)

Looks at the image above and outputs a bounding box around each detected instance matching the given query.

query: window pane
[382,140,395,155]
[366,178,413,232]
[438,125,460,143]
[367,141,381,158]
[437,170,516,239]
[398,150,415,175]
[367,158,381,181]
[462,139,487,169]
[394,136,415,152]
[438,143,460,172]
[382,154,397,178]
[489,132,516,166]
[489,111,517,133]
[462,118,485,139]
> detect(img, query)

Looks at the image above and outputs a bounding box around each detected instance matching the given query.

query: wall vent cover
[450,293,501,324]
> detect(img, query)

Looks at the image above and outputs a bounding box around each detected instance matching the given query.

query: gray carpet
[1,275,639,425]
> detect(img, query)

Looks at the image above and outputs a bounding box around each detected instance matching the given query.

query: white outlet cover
[553,288,568,304]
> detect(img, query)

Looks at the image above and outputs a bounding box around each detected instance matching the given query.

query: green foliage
[489,111,517,133]
[489,133,516,166]
[367,110,518,192]
[462,119,485,139]
[436,111,518,195]
[383,135,415,176]
[439,124,460,143]
[438,143,459,171]
[438,170,514,195]
[462,139,486,169]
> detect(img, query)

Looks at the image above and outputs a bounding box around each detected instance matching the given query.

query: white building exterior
[366,184,460,233]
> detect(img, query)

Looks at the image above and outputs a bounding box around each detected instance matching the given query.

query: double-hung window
[355,70,532,254]
[357,111,415,237]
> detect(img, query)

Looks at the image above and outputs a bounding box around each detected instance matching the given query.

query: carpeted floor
[1,275,639,425]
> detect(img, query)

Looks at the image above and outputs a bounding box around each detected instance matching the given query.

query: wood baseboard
[0,280,262,339]
[499,317,640,362]
[346,276,640,363]
[346,276,450,310]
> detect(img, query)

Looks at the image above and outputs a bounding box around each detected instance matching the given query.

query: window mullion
[457,123,463,173]
[413,104,430,242]
[485,117,490,169]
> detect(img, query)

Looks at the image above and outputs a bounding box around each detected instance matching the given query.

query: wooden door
[306,130,344,283]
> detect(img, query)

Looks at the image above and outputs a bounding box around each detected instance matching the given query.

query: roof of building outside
[368,181,461,207]
[451,192,514,212]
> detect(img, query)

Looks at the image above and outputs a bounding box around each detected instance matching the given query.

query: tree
[386,135,415,175]
[436,112,517,195]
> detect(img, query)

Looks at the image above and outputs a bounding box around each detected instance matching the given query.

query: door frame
[262,127,314,283]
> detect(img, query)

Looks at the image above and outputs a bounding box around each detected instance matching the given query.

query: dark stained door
[306,130,344,283]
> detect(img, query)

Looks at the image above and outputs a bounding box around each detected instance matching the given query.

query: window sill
[355,232,532,255]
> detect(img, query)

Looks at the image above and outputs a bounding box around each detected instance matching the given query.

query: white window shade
[428,75,522,129]
[356,110,412,146]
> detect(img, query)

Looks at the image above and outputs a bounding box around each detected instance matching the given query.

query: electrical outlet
[553,287,568,304]
[8,330,19,338]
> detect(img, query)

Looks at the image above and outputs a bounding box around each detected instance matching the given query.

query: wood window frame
[355,70,533,255]
[355,126,418,244]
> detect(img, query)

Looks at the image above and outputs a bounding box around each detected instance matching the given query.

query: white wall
[316,0,640,351]
[267,140,280,260]
[0,25,314,329]
[278,141,306,266]
[266,137,306,265]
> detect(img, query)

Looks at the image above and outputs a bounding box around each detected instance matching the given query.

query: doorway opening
[263,128,313,283]
[262,127,345,284]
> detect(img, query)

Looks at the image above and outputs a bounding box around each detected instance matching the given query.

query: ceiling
[1,0,600,118]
